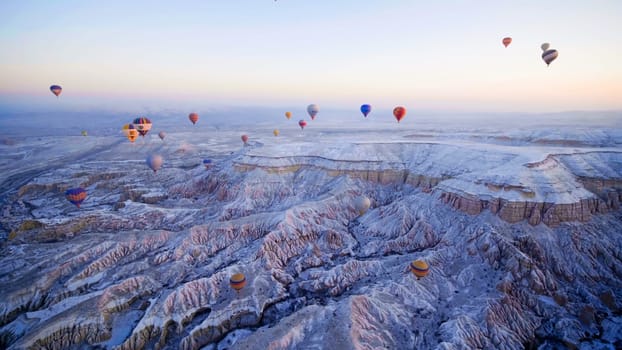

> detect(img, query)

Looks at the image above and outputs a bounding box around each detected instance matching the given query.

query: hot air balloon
[410,260,429,279]
[502,37,512,48]
[230,273,246,294]
[273,129,280,136]
[393,106,406,123]
[360,104,372,118]
[133,117,152,137]
[127,125,138,142]
[203,159,212,169]
[146,154,163,173]
[189,112,199,125]
[354,195,371,216]
[307,104,319,120]
[50,85,62,97]
[298,120,307,130]
[541,43,550,52]
[158,131,166,140]
[65,188,87,208]
[285,111,292,120]
[81,130,88,137]
[241,134,249,144]
[542,49,559,66]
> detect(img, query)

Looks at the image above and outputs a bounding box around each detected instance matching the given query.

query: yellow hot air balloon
[81,130,88,136]
[230,273,246,295]
[285,111,292,120]
[273,129,280,136]
[122,124,131,137]
[410,260,429,279]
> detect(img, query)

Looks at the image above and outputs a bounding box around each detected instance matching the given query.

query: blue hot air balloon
[203,159,212,169]
[360,104,372,117]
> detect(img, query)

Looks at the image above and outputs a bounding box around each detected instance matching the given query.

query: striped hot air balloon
[50,85,62,97]
[133,117,152,137]
[410,260,430,279]
[542,49,559,66]
[230,273,246,294]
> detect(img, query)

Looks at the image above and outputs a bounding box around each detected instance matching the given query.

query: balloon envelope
[158,131,166,140]
[298,120,307,130]
[541,43,550,52]
[502,37,512,47]
[203,159,212,168]
[393,106,406,123]
[133,117,152,137]
[273,129,280,136]
[146,154,163,173]
[230,273,246,291]
[360,104,372,117]
[410,260,430,278]
[307,104,319,120]
[354,195,371,216]
[285,111,292,120]
[189,112,199,125]
[81,130,88,136]
[127,128,138,142]
[65,188,87,208]
[241,134,249,144]
[542,49,559,66]
[50,85,62,97]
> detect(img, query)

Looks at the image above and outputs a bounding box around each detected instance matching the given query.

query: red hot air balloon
[65,188,87,208]
[241,134,249,144]
[393,106,406,123]
[502,37,512,48]
[188,112,199,125]
[298,119,307,130]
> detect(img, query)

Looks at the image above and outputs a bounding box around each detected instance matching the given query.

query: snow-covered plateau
[1,118,621,349]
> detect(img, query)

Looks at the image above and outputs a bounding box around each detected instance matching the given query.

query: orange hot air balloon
[127,126,138,143]
[410,260,429,279]
[393,106,406,123]
[285,111,292,120]
[65,188,87,208]
[189,113,199,125]
[502,37,512,48]
[230,273,246,293]
[241,134,249,144]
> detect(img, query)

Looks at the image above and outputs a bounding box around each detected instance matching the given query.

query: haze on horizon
[1,0,621,114]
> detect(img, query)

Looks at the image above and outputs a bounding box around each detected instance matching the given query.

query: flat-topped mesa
[232,144,621,226]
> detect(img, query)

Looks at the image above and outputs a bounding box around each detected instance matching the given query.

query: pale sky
[1,0,621,113]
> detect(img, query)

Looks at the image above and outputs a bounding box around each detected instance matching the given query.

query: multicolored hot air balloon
[241,134,249,144]
[203,159,212,169]
[307,104,319,120]
[360,104,372,118]
[133,117,152,137]
[542,49,559,66]
[158,131,166,140]
[502,37,512,48]
[122,124,131,136]
[188,112,199,125]
[354,195,371,216]
[298,120,307,130]
[410,260,429,279]
[393,106,406,123]
[146,154,163,173]
[285,111,292,120]
[230,273,246,294]
[65,188,87,208]
[541,43,550,52]
[50,85,62,97]
[126,125,138,142]
[273,129,280,136]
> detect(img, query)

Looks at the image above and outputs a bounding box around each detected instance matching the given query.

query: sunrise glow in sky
[1,0,621,113]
